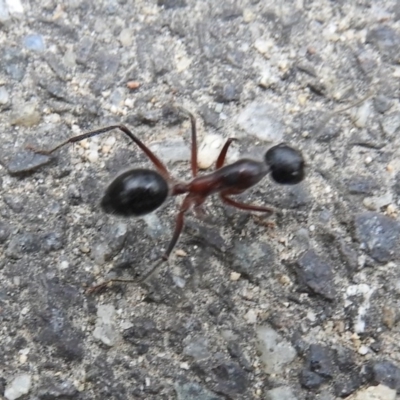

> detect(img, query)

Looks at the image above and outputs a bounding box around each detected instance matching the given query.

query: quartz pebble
[93,304,118,347]
[197,133,224,169]
[5,374,32,400]
[256,325,297,374]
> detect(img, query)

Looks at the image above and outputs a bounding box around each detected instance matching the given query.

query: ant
[35,106,305,290]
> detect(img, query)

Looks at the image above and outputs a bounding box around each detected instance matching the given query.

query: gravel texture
[1,0,400,399]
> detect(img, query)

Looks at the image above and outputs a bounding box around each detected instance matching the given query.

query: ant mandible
[36,106,305,289]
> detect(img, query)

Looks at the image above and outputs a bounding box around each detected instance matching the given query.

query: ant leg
[87,258,166,293]
[162,195,194,260]
[216,138,237,169]
[176,106,198,177]
[220,194,274,215]
[32,125,170,179]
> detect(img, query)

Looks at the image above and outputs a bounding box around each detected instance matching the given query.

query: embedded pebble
[197,133,224,169]
[366,25,400,62]
[351,101,372,128]
[363,193,393,211]
[230,271,241,281]
[345,284,374,334]
[0,86,9,105]
[86,150,99,163]
[244,309,257,324]
[254,38,273,56]
[237,102,284,142]
[183,336,210,360]
[10,103,41,127]
[380,112,400,138]
[174,381,221,400]
[0,0,10,23]
[351,384,396,400]
[256,325,297,374]
[93,304,118,347]
[6,149,51,175]
[354,212,400,263]
[92,242,112,265]
[265,386,298,400]
[295,249,336,300]
[4,374,32,400]
[23,34,45,52]
[371,361,400,392]
[119,28,133,47]
[6,0,24,15]
[150,138,190,163]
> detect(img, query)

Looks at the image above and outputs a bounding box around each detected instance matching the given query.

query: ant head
[265,143,305,185]
[101,169,169,217]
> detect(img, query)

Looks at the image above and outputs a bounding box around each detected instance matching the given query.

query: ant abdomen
[101,169,169,217]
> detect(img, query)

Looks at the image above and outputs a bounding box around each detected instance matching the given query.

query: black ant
[35,106,305,290]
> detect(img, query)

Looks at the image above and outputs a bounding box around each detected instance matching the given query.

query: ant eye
[265,143,305,185]
[101,169,169,216]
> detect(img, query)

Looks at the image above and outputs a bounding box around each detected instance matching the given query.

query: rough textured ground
[1,0,400,399]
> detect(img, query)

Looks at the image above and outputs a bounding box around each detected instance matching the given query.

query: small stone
[0,86,9,105]
[256,325,297,374]
[157,0,186,9]
[174,381,220,400]
[150,138,190,164]
[42,231,64,252]
[265,386,298,400]
[237,102,284,142]
[351,101,372,128]
[213,82,242,103]
[352,384,396,400]
[380,112,400,138]
[295,249,336,300]
[366,25,400,62]
[197,134,224,169]
[363,193,393,211]
[93,304,118,347]
[4,374,32,400]
[10,103,41,127]
[230,271,241,281]
[23,34,45,52]
[254,38,273,56]
[299,369,325,389]
[244,309,257,324]
[6,149,51,175]
[354,212,400,263]
[119,28,133,47]
[86,150,99,163]
[307,344,334,378]
[242,8,254,23]
[374,95,392,113]
[36,379,79,399]
[211,362,248,395]
[6,233,41,258]
[346,176,379,195]
[92,243,112,265]
[371,361,400,391]
[0,0,10,23]
[122,317,158,342]
[183,336,210,360]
